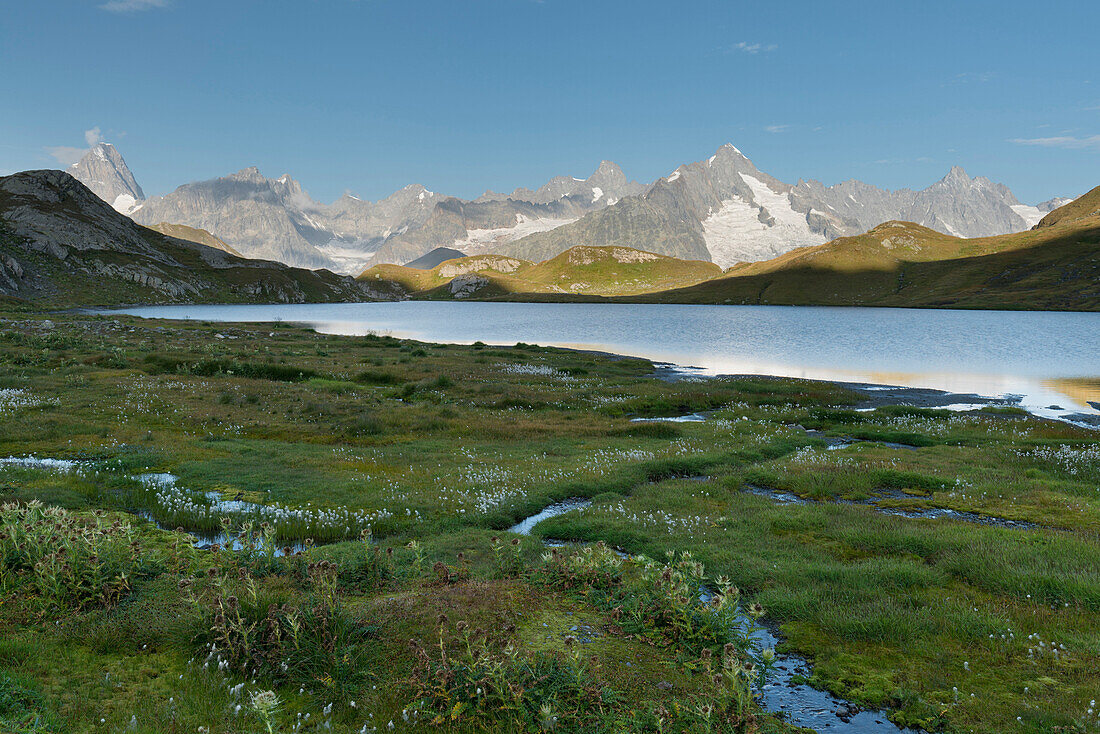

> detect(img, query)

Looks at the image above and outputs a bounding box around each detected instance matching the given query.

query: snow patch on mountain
[313,242,382,275]
[1010,204,1044,228]
[702,174,825,267]
[454,215,578,254]
[112,194,139,215]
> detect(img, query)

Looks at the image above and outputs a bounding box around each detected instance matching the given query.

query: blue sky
[1,0,1097,203]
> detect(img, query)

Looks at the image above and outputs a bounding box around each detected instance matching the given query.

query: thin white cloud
[45,126,106,167]
[873,156,939,165]
[729,41,776,54]
[954,71,995,84]
[1010,135,1100,150]
[47,147,86,167]
[99,0,169,12]
[764,124,789,134]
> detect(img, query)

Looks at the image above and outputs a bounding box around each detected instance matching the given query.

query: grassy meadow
[1,308,1099,733]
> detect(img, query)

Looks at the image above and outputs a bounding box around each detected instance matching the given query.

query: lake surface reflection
[103,302,1100,416]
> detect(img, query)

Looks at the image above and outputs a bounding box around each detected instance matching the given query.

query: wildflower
[539,703,559,731]
[250,690,280,734]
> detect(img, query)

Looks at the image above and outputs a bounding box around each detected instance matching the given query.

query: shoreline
[69,307,1100,428]
[650,363,1100,429]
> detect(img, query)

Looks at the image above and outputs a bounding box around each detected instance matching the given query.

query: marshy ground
[1,308,1098,733]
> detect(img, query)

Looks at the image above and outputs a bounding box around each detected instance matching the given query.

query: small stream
[508,498,919,733]
[743,484,1040,529]
[0,457,1007,730]
[507,498,594,534]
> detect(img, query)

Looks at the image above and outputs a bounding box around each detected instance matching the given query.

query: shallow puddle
[630,412,708,423]
[745,484,1039,529]
[0,455,82,472]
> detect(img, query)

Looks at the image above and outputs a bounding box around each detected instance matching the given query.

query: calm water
[103,302,1100,415]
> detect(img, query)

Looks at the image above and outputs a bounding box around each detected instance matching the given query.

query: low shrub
[353,369,403,386]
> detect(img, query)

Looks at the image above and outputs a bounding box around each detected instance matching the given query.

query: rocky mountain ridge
[66,142,1073,273]
[500,146,1071,267]
[0,170,381,306]
[67,143,145,215]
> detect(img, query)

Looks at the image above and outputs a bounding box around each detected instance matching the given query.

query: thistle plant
[407,539,425,576]
[249,689,280,734]
[195,556,365,699]
[0,501,167,610]
[536,542,623,590]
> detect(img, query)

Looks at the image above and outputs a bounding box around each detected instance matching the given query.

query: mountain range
[66,143,1072,274]
[1,167,1095,311]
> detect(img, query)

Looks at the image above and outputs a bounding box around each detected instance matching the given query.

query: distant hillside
[404,247,465,270]
[0,170,383,307]
[358,246,720,299]
[1034,185,1100,229]
[148,222,243,257]
[629,194,1100,311]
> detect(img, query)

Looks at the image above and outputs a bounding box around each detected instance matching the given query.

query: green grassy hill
[358,246,721,299]
[632,214,1099,310]
[358,254,533,298]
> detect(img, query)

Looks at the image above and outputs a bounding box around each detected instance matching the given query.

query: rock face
[67,143,145,214]
[792,165,1031,240]
[357,160,646,269]
[131,158,645,274]
[131,168,368,271]
[502,146,1066,267]
[0,170,382,306]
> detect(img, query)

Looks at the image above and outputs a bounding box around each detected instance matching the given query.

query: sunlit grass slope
[358,246,720,298]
